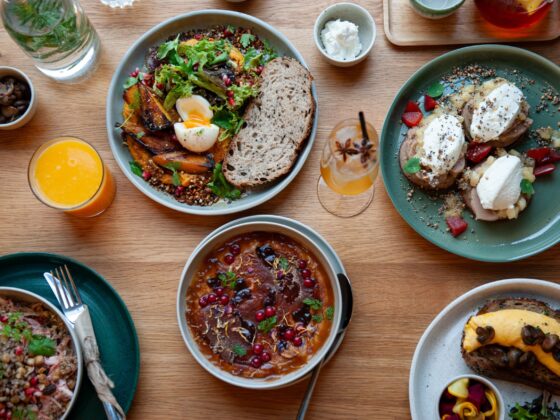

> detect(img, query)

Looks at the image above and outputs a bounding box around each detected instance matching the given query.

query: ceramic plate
[409,278,560,418]
[0,253,139,419]
[106,11,318,215]
[380,45,560,261]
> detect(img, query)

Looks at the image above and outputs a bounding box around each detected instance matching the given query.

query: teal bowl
[409,0,466,19]
[106,11,318,215]
[380,45,560,262]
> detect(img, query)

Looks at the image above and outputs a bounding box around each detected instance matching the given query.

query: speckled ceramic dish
[106,10,318,215]
[410,278,560,419]
[380,45,560,262]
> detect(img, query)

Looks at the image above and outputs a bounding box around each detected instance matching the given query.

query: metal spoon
[296,273,354,420]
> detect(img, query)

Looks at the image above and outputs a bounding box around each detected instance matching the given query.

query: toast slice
[462,298,560,394]
[222,57,315,188]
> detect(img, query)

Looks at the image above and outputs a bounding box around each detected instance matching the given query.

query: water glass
[100,0,135,7]
[1,0,100,83]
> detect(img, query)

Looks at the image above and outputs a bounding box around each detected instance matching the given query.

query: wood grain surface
[1,1,559,418]
[384,0,560,46]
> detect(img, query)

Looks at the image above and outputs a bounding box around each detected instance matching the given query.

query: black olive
[507,348,523,368]
[292,306,311,326]
[521,325,545,345]
[240,319,255,342]
[519,351,536,367]
[476,326,495,345]
[542,334,560,353]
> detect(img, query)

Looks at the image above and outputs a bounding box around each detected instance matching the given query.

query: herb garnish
[130,161,143,177]
[312,314,323,323]
[232,344,247,357]
[521,179,535,196]
[28,336,56,357]
[336,139,359,162]
[403,157,421,174]
[163,162,182,186]
[278,257,290,271]
[1,312,56,357]
[258,316,277,334]
[207,163,241,200]
[303,298,322,311]
[218,271,237,288]
[240,33,256,48]
[325,306,334,321]
[427,82,444,98]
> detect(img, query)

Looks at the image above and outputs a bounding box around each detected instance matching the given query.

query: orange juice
[29,137,116,217]
[320,164,378,196]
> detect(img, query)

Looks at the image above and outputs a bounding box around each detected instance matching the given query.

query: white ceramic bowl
[435,374,505,420]
[313,2,376,67]
[176,219,343,389]
[0,287,83,419]
[0,67,37,131]
[409,0,466,19]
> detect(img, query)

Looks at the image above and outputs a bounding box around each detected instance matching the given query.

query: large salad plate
[380,45,560,262]
[0,253,139,420]
[106,10,318,215]
[409,278,560,418]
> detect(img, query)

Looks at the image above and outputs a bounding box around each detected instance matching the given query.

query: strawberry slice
[466,143,493,163]
[402,111,423,128]
[405,100,421,113]
[424,95,437,111]
[446,216,468,237]
[527,147,551,163]
[534,163,556,177]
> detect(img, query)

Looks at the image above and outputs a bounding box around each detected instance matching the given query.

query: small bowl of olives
[0,67,37,131]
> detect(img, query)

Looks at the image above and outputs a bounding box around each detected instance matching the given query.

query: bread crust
[461,298,560,394]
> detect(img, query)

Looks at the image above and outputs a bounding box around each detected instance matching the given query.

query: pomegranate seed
[265,306,276,318]
[142,171,152,181]
[15,347,23,356]
[283,328,295,341]
[255,65,264,75]
[301,269,311,279]
[261,351,271,362]
[534,163,556,177]
[220,295,230,305]
[130,68,139,77]
[230,244,241,255]
[193,63,199,71]
[224,254,235,265]
[156,82,164,90]
[255,310,265,322]
[222,75,232,87]
[29,377,38,386]
[228,98,235,107]
[175,186,185,196]
[293,336,303,346]
[298,260,307,269]
[199,295,209,308]
[223,28,233,37]
[0,315,7,323]
[208,293,218,304]
[194,33,203,40]
[250,356,262,368]
[215,287,225,297]
[24,388,35,397]
[303,278,315,288]
[226,90,234,98]
[252,343,263,355]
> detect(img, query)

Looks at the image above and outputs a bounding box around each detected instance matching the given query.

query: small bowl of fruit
[436,375,504,420]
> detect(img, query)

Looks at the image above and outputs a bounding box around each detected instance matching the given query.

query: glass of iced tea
[475,0,555,29]
[28,137,116,217]
[317,113,379,218]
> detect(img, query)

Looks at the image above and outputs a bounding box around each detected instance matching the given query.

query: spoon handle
[296,359,325,420]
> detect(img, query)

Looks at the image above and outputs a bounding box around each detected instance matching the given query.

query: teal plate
[380,45,560,262]
[0,252,140,419]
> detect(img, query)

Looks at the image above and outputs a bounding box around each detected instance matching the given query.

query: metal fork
[49,265,125,420]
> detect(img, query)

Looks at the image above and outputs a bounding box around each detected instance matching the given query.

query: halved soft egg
[173,95,219,153]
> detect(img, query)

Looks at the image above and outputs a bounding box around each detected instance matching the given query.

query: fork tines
[52,264,83,309]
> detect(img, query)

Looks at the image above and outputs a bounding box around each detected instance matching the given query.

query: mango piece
[448,378,469,399]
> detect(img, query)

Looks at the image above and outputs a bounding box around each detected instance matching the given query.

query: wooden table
[1,1,559,418]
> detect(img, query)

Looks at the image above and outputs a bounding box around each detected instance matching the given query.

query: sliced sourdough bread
[222,57,315,188]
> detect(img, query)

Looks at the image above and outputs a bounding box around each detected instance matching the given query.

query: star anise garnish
[354,138,375,167]
[335,139,359,162]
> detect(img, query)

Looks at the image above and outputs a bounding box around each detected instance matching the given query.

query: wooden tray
[383,0,560,46]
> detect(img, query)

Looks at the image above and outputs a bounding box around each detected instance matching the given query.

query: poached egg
[419,113,465,175]
[476,154,522,211]
[173,95,219,153]
[470,80,524,142]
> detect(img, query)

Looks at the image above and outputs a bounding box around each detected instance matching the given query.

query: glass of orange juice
[28,137,116,217]
[318,113,379,217]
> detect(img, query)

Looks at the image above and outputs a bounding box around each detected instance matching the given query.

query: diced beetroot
[447,416,460,420]
[424,95,437,111]
[534,163,556,177]
[402,111,423,128]
[527,147,551,163]
[441,389,455,401]
[439,401,455,416]
[467,383,487,410]
[405,100,421,113]
[446,216,468,237]
[466,143,493,163]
